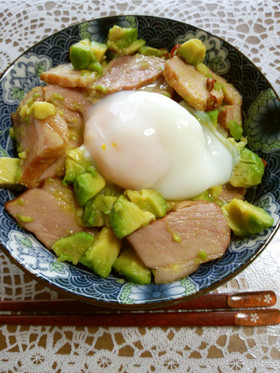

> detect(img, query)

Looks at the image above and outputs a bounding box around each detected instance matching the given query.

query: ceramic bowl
[0,15,279,307]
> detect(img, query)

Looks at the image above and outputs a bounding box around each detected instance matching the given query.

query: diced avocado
[74,172,106,206]
[66,146,93,171]
[20,101,56,120]
[80,227,122,278]
[139,46,168,57]
[113,247,151,285]
[99,184,123,197]
[90,41,107,62]
[52,232,95,265]
[107,39,145,56]
[110,195,155,239]
[107,25,138,49]
[107,25,145,55]
[0,157,20,187]
[31,102,56,120]
[69,39,106,72]
[70,41,94,69]
[222,198,274,237]
[179,39,206,66]
[87,61,103,75]
[83,194,117,227]
[229,120,243,141]
[63,146,104,188]
[230,148,265,188]
[125,189,167,218]
[62,158,85,185]
[120,39,145,55]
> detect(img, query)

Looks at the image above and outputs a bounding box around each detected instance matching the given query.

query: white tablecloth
[0,1,280,372]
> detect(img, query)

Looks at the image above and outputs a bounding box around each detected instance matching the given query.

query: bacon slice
[43,85,92,119]
[163,56,224,111]
[91,54,166,94]
[12,111,69,188]
[210,70,242,105]
[40,63,99,88]
[44,85,92,148]
[12,85,92,187]
[218,104,242,130]
[5,179,95,248]
[127,200,230,283]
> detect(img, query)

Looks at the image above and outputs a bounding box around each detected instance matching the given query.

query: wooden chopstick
[0,291,278,327]
[1,309,279,327]
[0,291,276,313]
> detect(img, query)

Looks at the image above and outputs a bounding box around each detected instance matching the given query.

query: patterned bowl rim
[0,14,279,309]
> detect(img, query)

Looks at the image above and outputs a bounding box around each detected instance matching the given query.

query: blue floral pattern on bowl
[7,231,70,278]
[1,53,52,105]
[118,278,198,304]
[0,15,279,306]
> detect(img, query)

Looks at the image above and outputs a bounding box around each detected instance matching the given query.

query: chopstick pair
[0,291,279,327]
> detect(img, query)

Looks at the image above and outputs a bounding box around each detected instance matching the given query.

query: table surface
[0,1,280,372]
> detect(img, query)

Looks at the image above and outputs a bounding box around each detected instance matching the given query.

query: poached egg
[84,91,234,200]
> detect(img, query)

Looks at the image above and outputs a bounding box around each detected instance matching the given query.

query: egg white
[84,91,234,200]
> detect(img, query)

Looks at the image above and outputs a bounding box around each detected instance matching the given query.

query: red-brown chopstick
[0,291,276,313]
[0,291,278,327]
[1,309,280,327]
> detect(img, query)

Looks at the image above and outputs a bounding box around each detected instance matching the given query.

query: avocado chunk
[74,172,106,206]
[69,39,106,73]
[229,120,243,141]
[139,46,168,57]
[125,188,167,218]
[179,39,206,65]
[107,25,138,48]
[110,195,155,239]
[52,232,95,265]
[89,41,107,62]
[83,194,117,227]
[0,157,20,187]
[67,146,92,167]
[63,158,86,185]
[222,198,274,237]
[80,227,122,278]
[120,39,146,55]
[31,102,56,120]
[19,101,56,120]
[99,184,123,197]
[230,148,265,188]
[107,25,145,55]
[63,145,98,186]
[113,247,151,285]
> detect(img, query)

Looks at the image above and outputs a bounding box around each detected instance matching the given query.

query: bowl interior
[0,15,279,307]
